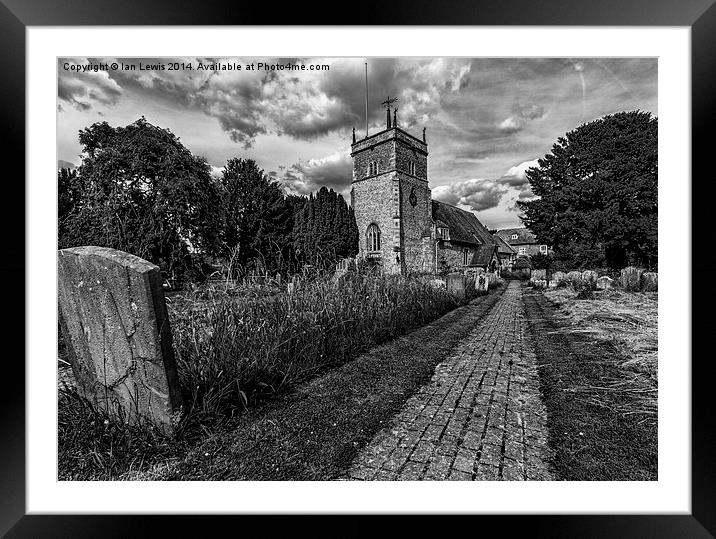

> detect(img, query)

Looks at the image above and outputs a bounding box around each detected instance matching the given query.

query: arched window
[368,161,379,176]
[366,224,381,252]
[463,249,470,266]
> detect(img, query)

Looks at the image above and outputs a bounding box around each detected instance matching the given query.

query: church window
[540,244,548,253]
[511,233,518,240]
[368,161,378,176]
[463,249,470,266]
[366,224,381,252]
[408,161,416,175]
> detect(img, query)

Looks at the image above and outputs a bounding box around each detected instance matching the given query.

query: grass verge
[523,286,657,480]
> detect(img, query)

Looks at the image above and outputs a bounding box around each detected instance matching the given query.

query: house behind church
[349,105,499,275]
[494,227,549,259]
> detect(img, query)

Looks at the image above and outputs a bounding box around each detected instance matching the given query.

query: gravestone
[641,271,658,292]
[621,266,645,291]
[476,273,489,292]
[596,276,614,290]
[446,272,466,299]
[567,271,584,288]
[552,271,566,284]
[582,270,598,290]
[428,278,446,290]
[58,246,183,432]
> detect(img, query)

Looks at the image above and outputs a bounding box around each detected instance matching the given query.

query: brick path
[345,281,552,481]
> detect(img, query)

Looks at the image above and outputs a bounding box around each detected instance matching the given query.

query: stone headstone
[621,266,645,291]
[566,271,584,288]
[582,270,598,290]
[475,273,489,292]
[447,272,466,299]
[641,271,658,292]
[596,276,614,290]
[58,246,183,432]
[428,278,447,290]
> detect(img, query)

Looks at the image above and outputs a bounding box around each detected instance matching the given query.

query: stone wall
[352,126,431,275]
[352,174,399,273]
[400,175,433,273]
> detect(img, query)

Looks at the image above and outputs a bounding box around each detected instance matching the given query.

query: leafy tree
[292,187,358,269]
[518,111,657,269]
[59,117,222,282]
[220,158,295,274]
[530,252,553,270]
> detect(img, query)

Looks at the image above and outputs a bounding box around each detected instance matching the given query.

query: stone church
[350,105,500,275]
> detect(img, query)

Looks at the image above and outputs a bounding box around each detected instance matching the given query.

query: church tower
[350,100,434,274]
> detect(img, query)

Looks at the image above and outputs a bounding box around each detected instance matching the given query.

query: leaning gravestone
[58,246,183,432]
[447,272,466,299]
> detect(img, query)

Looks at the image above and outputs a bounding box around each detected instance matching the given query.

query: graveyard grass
[58,271,493,480]
[523,286,658,480]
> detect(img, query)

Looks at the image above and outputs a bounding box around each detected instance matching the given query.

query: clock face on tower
[409,188,417,207]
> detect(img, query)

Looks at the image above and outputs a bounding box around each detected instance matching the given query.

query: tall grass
[169,271,463,416]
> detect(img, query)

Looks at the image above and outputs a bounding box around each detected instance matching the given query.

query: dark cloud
[57,59,122,111]
[277,152,353,196]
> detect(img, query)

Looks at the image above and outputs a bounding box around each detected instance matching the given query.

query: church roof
[431,200,498,247]
[492,233,516,255]
[470,245,498,267]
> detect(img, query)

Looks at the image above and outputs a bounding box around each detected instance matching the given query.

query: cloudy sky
[57,57,657,229]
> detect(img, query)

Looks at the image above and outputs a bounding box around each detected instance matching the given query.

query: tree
[518,111,657,269]
[59,117,222,282]
[219,158,295,274]
[292,187,358,269]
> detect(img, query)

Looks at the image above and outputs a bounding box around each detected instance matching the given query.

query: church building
[350,102,500,275]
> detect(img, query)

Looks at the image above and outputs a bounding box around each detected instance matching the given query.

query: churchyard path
[345,280,553,481]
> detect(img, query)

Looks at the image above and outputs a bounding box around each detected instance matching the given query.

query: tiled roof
[494,227,538,245]
[469,244,498,267]
[492,234,516,255]
[431,200,498,247]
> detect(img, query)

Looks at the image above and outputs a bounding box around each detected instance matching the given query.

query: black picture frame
[2,0,713,536]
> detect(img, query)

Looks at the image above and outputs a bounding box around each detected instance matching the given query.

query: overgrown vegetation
[170,271,464,417]
[524,285,657,480]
